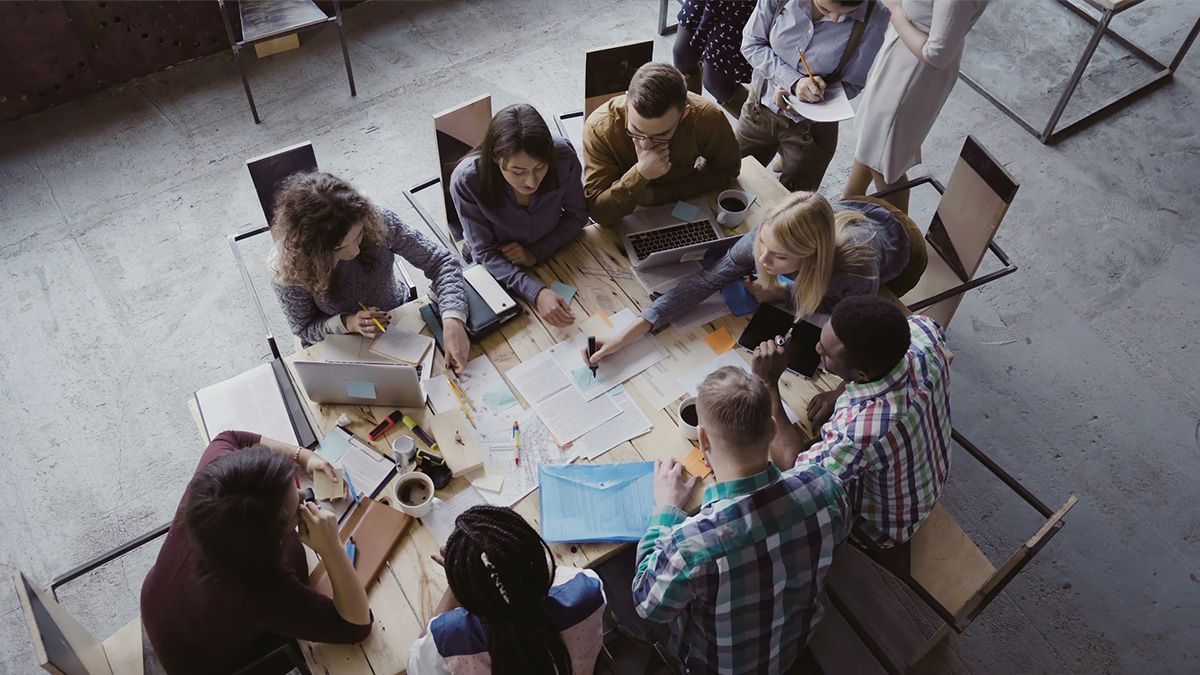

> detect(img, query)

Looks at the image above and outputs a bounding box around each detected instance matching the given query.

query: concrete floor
[1,0,1198,672]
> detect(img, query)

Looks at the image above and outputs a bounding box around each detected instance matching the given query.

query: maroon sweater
[140,431,372,674]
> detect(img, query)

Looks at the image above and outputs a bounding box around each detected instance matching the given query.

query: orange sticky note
[681,447,713,479]
[704,326,736,355]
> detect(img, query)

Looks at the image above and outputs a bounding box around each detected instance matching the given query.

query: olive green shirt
[582,92,742,227]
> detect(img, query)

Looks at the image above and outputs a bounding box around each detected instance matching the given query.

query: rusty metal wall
[0,1,361,123]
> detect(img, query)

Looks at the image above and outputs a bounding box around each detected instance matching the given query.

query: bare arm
[766,382,804,469]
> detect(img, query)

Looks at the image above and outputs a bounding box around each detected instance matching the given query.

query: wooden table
[205,157,842,674]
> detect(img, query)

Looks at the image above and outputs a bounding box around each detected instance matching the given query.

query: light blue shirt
[742,0,890,122]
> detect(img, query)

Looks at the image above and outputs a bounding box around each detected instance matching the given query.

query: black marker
[587,336,599,375]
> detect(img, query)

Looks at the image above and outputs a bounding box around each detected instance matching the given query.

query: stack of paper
[549,309,669,401]
[574,385,653,460]
[507,351,620,444]
[475,409,579,507]
[632,324,720,409]
[370,327,434,364]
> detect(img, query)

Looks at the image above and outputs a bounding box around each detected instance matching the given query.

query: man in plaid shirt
[632,366,850,674]
[753,295,952,548]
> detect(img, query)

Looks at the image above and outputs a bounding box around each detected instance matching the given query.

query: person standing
[736,0,890,191]
[673,0,758,117]
[844,0,990,212]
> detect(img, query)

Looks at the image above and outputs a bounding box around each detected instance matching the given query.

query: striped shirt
[799,314,952,547]
[632,463,849,675]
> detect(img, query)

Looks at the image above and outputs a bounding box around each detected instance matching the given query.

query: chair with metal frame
[217,0,357,124]
[824,430,1078,674]
[404,94,493,252]
[233,141,417,360]
[958,0,1199,144]
[16,533,313,675]
[552,41,655,140]
[867,135,1019,329]
[658,0,681,36]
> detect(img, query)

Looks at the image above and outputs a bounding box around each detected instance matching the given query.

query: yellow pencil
[797,49,815,81]
[358,302,387,334]
[448,380,476,428]
[448,373,477,411]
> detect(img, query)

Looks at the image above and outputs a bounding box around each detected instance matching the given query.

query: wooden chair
[16,532,313,674]
[958,0,1200,144]
[824,430,1078,674]
[553,40,655,140]
[217,0,357,124]
[232,141,416,362]
[403,94,493,250]
[872,136,1020,329]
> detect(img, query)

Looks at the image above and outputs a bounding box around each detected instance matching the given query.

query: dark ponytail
[444,505,573,675]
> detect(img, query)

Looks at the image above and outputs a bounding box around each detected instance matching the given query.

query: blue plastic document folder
[539,462,657,542]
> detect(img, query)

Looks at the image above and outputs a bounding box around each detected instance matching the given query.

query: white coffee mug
[393,471,442,518]
[716,189,750,227]
[391,435,416,467]
[678,396,699,441]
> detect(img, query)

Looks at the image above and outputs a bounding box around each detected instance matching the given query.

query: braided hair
[443,505,573,675]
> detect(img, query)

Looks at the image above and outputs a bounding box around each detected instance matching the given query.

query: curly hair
[271,171,386,297]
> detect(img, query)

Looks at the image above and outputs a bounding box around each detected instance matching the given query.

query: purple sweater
[450,137,589,302]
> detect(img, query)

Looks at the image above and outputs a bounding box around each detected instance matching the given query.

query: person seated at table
[140,431,371,675]
[587,192,925,363]
[751,296,952,548]
[632,367,849,674]
[582,61,742,227]
[269,171,471,372]
[451,103,588,328]
[408,505,606,675]
[737,0,890,191]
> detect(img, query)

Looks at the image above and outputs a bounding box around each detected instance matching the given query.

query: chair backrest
[246,141,318,228]
[434,94,492,243]
[927,136,1019,284]
[584,40,654,120]
[14,569,112,675]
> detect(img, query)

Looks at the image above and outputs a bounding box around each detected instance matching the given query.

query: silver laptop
[617,201,743,269]
[293,360,425,407]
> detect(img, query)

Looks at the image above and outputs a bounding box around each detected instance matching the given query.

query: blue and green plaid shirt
[632,463,849,674]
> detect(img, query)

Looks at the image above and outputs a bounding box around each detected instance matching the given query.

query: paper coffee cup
[393,471,441,518]
[678,396,699,441]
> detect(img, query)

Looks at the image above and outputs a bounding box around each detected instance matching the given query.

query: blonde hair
[753,192,877,315]
[697,367,773,448]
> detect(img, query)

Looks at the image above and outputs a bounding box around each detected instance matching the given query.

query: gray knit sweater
[272,209,468,346]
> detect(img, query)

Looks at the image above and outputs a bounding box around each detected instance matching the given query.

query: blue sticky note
[721,279,761,316]
[550,281,578,305]
[607,383,627,396]
[671,201,701,222]
[483,385,519,414]
[571,365,604,391]
[346,380,377,399]
[317,430,352,463]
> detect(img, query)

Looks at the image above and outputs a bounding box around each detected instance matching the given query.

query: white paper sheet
[785,82,854,123]
[575,387,654,460]
[476,409,579,507]
[549,309,669,401]
[421,486,488,546]
[677,350,800,424]
[370,327,433,364]
[506,351,621,443]
[195,363,298,445]
[427,356,511,415]
[336,432,397,498]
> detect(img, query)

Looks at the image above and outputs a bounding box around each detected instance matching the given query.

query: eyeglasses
[626,106,689,144]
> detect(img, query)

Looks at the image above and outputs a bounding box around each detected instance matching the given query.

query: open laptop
[292,334,425,407]
[617,201,742,269]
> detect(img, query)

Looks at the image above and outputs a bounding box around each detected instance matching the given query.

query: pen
[513,421,521,466]
[358,302,387,334]
[587,336,599,376]
[402,415,439,451]
[776,325,794,347]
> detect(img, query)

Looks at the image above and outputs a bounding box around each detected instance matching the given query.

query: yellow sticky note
[681,447,712,479]
[704,326,736,356]
[579,312,614,338]
[313,468,346,500]
[469,466,506,493]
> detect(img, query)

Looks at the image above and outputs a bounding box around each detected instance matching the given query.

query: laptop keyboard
[629,220,718,261]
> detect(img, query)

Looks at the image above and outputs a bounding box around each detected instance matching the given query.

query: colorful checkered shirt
[632,463,849,675]
[799,314,952,547]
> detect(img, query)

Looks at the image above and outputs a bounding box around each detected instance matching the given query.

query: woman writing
[451,104,588,328]
[844,0,990,211]
[140,431,371,675]
[270,171,471,372]
[589,192,925,359]
[408,505,607,674]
